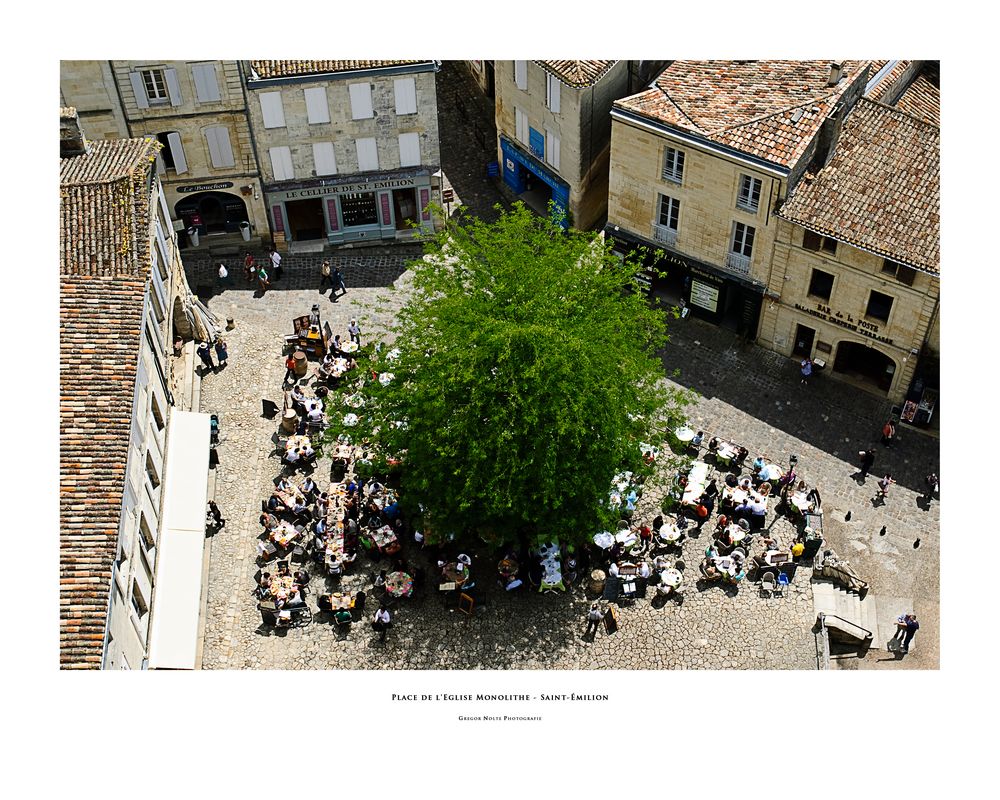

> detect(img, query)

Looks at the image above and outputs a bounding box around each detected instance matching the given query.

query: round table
[657,524,681,544]
[341,341,359,354]
[728,524,748,543]
[343,413,359,426]
[593,532,614,550]
[674,426,696,443]
[385,571,414,598]
[286,434,311,451]
[760,464,783,481]
[442,562,468,583]
[660,568,683,588]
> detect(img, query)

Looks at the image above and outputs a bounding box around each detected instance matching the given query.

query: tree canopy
[324,203,691,547]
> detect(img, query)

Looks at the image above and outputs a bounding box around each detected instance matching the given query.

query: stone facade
[244,61,442,249]
[494,60,631,230]
[59,61,129,141]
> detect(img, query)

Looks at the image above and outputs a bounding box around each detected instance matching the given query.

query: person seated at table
[290,384,308,410]
[266,493,284,513]
[691,430,704,448]
[328,557,344,578]
[608,561,621,578]
[290,496,309,517]
[330,335,344,356]
[807,487,821,508]
[260,512,279,531]
[724,473,739,489]
[733,447,749,468]
[715,528,733,550]
[700,559,722,581]
[752,455,766,474]
[286,587,306,607]
[714,514,729,534]
[294,569,310,587]
[334,608,353,627]
[638,561,652,579]
[708,436,720,451]
[651,514,664,533]
[749,498,767,524]
[300,476,317,498]
[791,539,806,560]
[284,447,301,466]
[733,500,751,521]
[307,404,325,425]
[276,475,294,493]
[761,535,780,552]
[737,475,753,491]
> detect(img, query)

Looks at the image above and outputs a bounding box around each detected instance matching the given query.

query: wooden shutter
[312,142,337,176]
[269,147,293,181]
[546,130,560,170]
[546,74,561,113]
[394,78,417,115]
[259,91,286,128]
[515,108,527,144]
[349,83,374,119]
[514,61,527,90]
[129,72,150,109]
[166,132,187,174]
[164,68,182,106]
[398,133,420,167]
[356,138,379,171]
[192,63,221,103]
[205,126,235,168]
[304,87,330,124]
[802,229,822,251]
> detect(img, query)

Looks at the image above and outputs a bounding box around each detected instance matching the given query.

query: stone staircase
[812,578,880,657]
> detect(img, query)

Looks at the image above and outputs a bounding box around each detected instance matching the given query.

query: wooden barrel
[280,409,298,433]
[587,569,606,596]
[292,350,308,376]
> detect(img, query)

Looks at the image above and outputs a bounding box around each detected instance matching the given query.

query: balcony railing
[725,251,752,275]
[736,198,759,213]
[652,223,677,247]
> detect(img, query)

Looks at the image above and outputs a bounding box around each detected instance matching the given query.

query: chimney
[827,61,844,86]
[60,107,88,158]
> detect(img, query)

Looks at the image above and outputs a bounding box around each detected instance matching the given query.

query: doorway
[792,324,816,358]
[833,341,896,392]
[485,62,496,98]
[285,198,326,241]
[393,188,419,231]
[175,191,249,236]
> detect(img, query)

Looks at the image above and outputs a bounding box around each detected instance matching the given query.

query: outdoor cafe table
[269,574,296,601]
[498,558,519,579]
[716,441,740,462]
[712,555,739,578]
[285,434,311,453]
[385,571,414,598]
[441,562,468,585]
[274,487,305,510]
[533,543,565,592]
[728,523,749,544]
[371,525,399,553]
[660,568,683,588]
[593,531,615,550]
[327,357,349,378]
[789,491,813,514]
[615,529,638,548]
[270,521,301,548]
[759,464,783,481]
[322,592,354,610]
[674,426,696,443]
[341,340,359,354]
[764,551,791,567]
[657,523,682,544]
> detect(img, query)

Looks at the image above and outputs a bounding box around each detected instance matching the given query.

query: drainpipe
[110,60,133,138]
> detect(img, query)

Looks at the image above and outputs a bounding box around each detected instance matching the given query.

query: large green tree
[326,203,690,546]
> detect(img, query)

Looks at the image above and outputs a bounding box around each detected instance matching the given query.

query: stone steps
[812,578,880,648]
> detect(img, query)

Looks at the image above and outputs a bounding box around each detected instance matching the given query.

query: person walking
[257,264,270,294]
[319,259,332,292]
[585,602,603,638]
[348,318,361,346]
[207,500,225,529]
[283,352,298,385]
[197,342,216,372]
[217,262,229,287]
[333,264,347,298]
[270,247,283,281]
[244,251,256,285]
[881,418,897,447]
[923,472,939,503]
[214,337,228,367]
[874,474,895,506]
[893,614,919,654]
[800,357,813,385]
[858,448,876,479]
[372,604,392,643]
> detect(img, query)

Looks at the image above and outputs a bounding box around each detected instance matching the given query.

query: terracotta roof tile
[895,65,939,125]
[777,98,939,274]
[534,60,618,87]
[250,60,431,79]
[615,60,870,168]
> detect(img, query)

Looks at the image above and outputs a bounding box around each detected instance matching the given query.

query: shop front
[174,185,250,236]
[266,170,435,246]
[499,135,570,228]
[605,227,763,338]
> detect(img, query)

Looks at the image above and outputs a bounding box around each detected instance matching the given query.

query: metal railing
[818,611,872,643]
[725,251,752,275]
[652,223,677,247]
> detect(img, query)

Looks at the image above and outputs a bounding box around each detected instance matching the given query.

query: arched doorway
[175,191,249,236]
[833,341,896,393]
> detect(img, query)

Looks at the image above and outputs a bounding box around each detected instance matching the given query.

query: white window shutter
[546,130,560,170]
[155,153,166,175]
[349,83,374,119]
[514,61,527,90]
[398,133,420,167]
[356,138,379,171]
[205,126,234,168]
[304,87,330,124]
[269,147,293,181]
[394,78,417,115]
[166,132,187,174]
[313,142,337,176]
[260,91,286,128]
[129,72,150,109]
[193,63,221,103]
[515,108,527,144]
[547,75,560,113]
[164,68,182,106]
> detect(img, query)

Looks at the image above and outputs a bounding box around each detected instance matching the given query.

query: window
[312,142,337,176]
[808,268,835,301]
[882,259,917,286]
[304,87,330,124]
[139,512,156,550]
[130,68,180,109]
[204,126,235,168]
[259,91,286,128]
[268,146,294,181]
[546,73,561,113]
[737,174,762,212]
[731,222,755,257]
[155,132,187,175]
[192,63,221,103]
[145,451,160,490]
[150,392,165,432]
[142,69,168,103]
[394,78,417,115]
[514,60,528,90]
[802,229,837,254]
[131,581,149,619]
[866,290,894,323]
[662,147,684,183]
[658,195,680,230]
[349,83,374,119]
[544,129,560,170]
[515,107,528,145]
[398,133,421,167]
[340,192,379,228]
[356,138,379,171]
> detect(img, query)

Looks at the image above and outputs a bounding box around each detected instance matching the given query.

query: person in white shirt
[307,405,324,423]
[285,448,300,464]
[372,605,392,642]
[638,561,652,579]
[348,319,361,346]
[270,247,282,280]
[301,444,315,459]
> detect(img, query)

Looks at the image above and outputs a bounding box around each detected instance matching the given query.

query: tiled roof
[60,138,159,277]
[60,136,156,667]
[865,60,912,99]
[615,60,869,168]
[895,65,939,125]
[778,98,939,275]
[534,60,618,87]
[250,60,430,79]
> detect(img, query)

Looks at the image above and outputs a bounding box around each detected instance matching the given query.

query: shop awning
[146,409,210,670]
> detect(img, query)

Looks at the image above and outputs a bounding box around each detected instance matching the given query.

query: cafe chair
[759,571,777,597]
[353,590,366,616]
[774,572,789,597]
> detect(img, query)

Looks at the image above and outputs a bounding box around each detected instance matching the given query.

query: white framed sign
[690,279,720,312]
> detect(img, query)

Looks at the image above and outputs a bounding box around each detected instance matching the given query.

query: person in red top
[881,419,896,447]
[283,353,297,385]
[244,251,256,284]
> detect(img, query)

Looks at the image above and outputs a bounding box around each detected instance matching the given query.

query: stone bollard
[226,317,235,331]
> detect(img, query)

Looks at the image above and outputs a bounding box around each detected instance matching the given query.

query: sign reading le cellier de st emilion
[793,302,895,346]
[284,178,417,199]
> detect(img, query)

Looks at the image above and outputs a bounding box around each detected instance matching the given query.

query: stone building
[495,60,660,230]
[60,60,270,253]
[465,60,496,98]
[60,109,214,669]
[244,60,442,249]
[58,60,128,141]
[605,60,870,338]
[766,97,939,409]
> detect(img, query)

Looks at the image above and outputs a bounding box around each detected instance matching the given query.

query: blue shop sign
[499,136,570,228]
